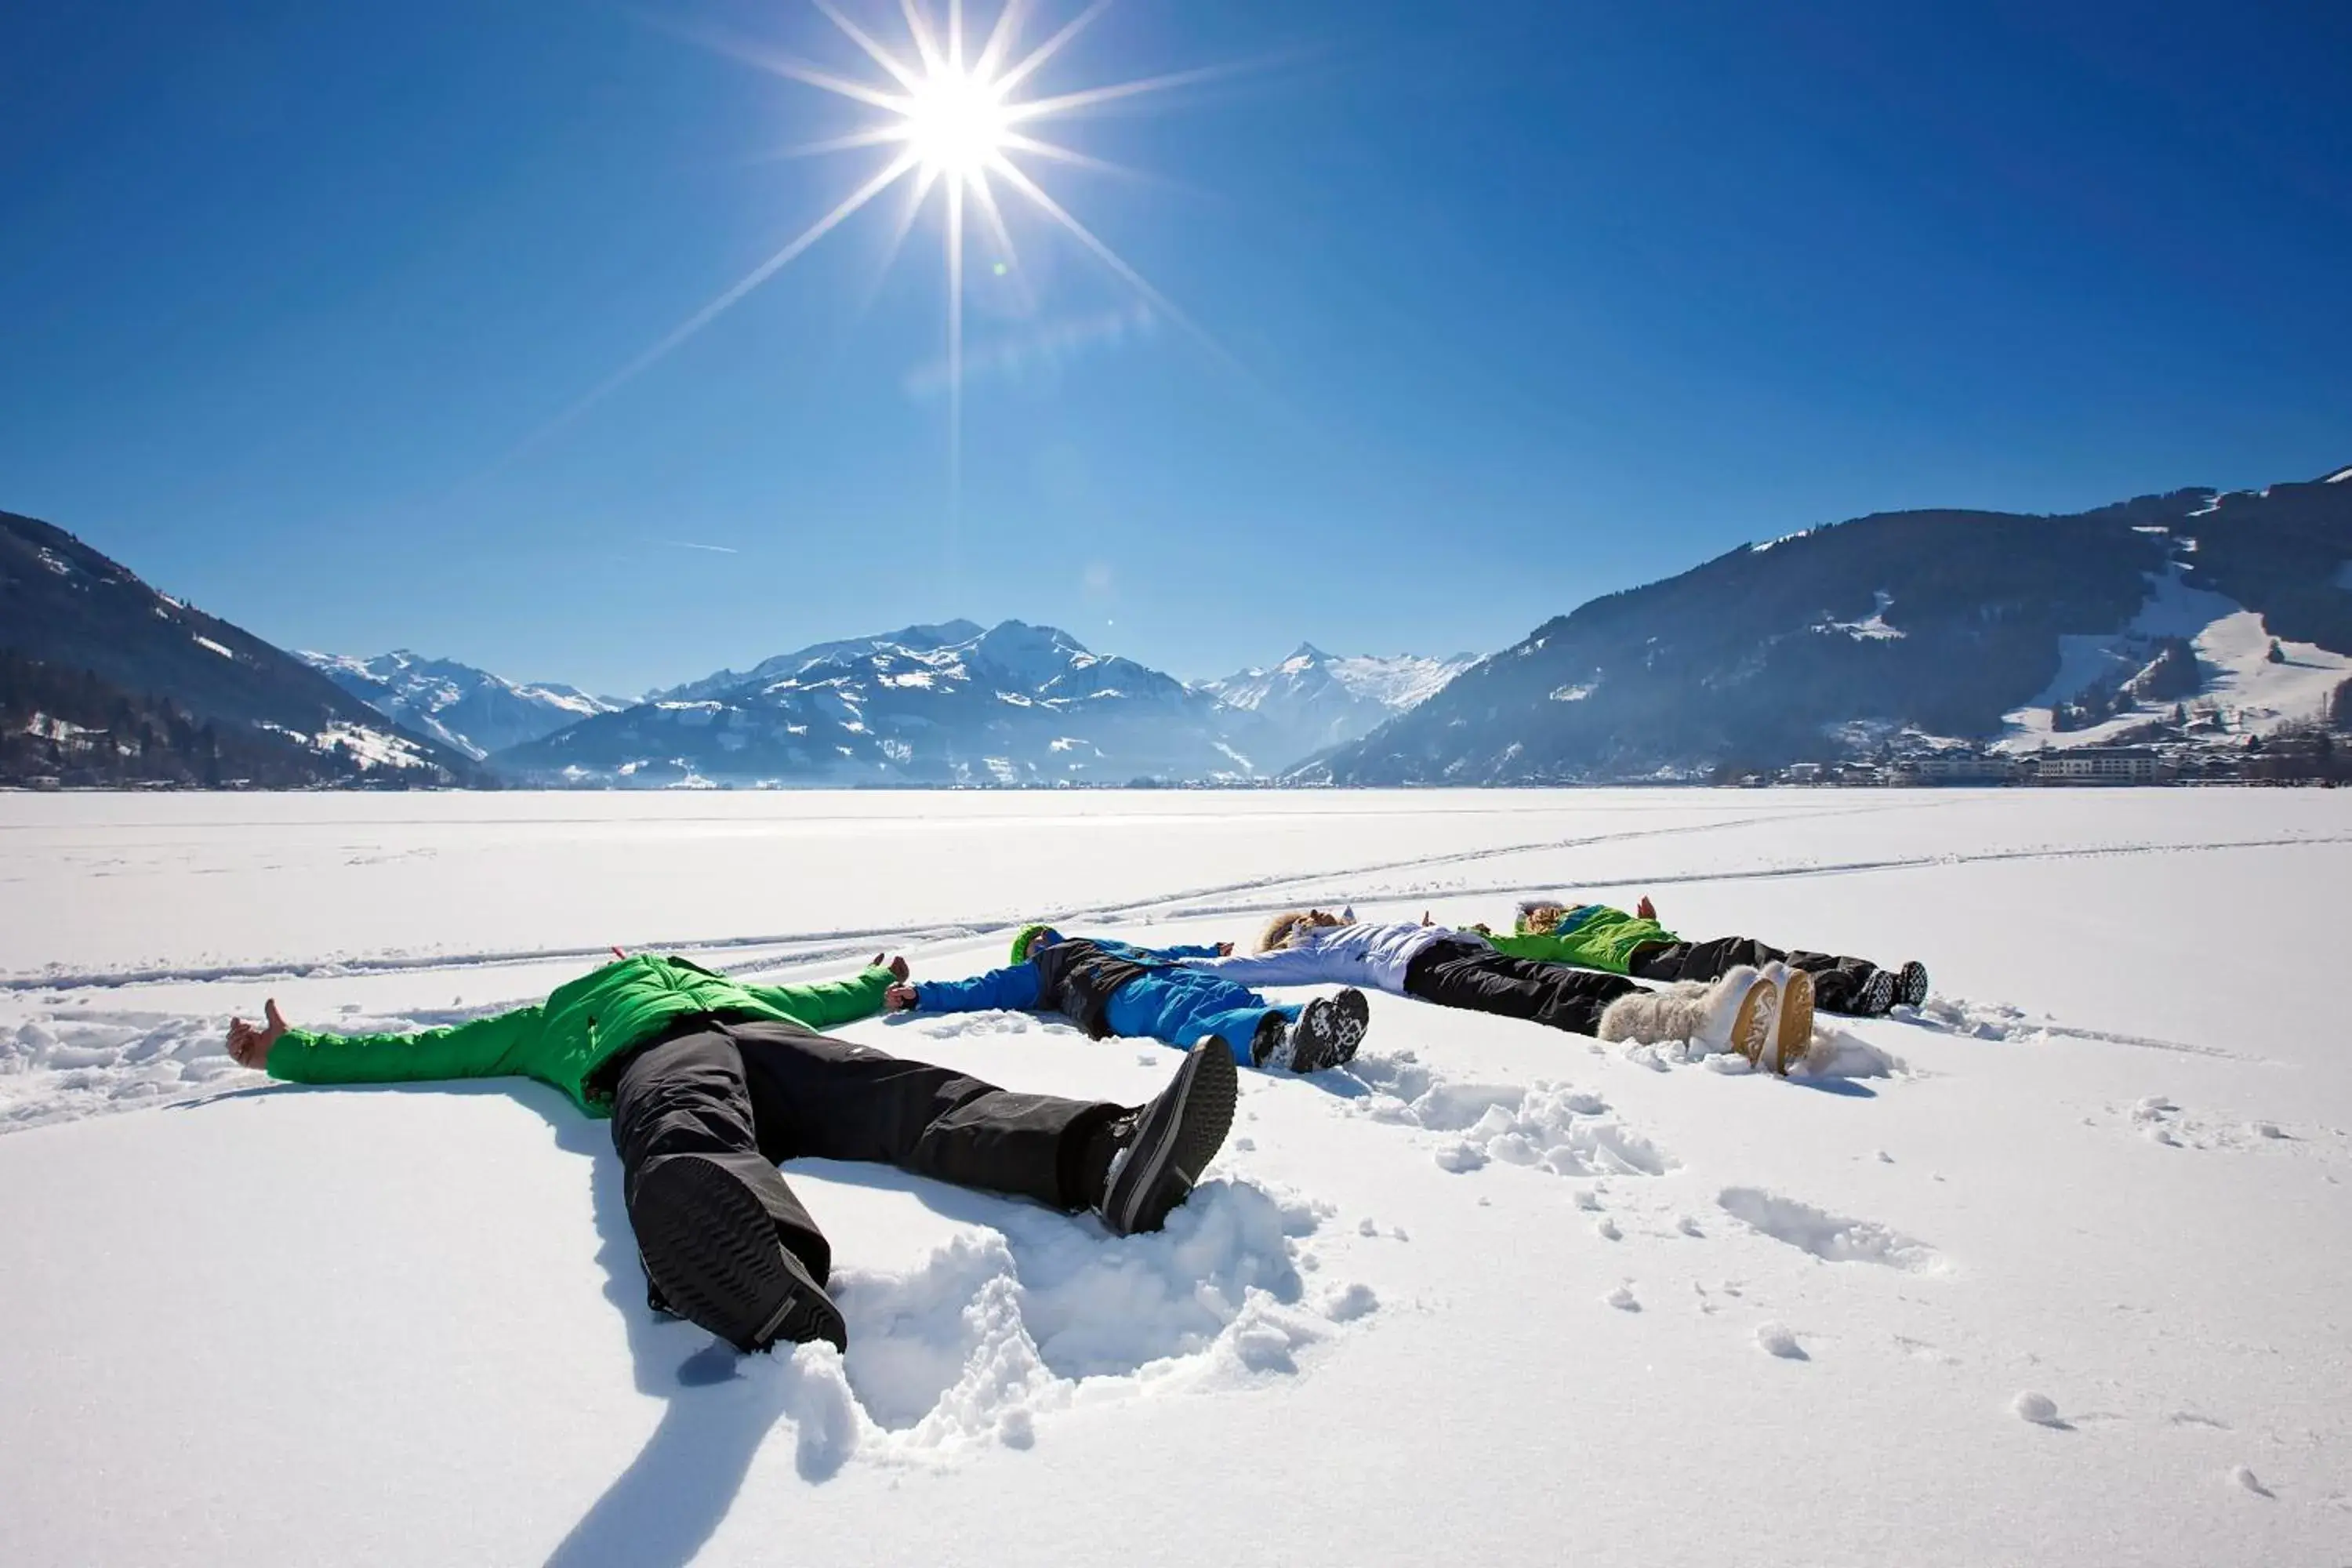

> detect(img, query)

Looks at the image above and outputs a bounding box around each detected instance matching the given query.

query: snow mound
[1348,1050,1674,1178]
[2013,1390,2065,1426]
[1,1012,250,1129]
[815,1177,1355,1457]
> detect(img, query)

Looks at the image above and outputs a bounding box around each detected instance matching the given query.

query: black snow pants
[604,1017,1123,1286]
[1402,938,1642,1037]
[1626,937,1882,1015]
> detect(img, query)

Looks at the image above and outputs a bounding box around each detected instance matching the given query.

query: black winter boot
[630,1154,848,1353]
[1249,1010,1288,1068]
[1853,969,1899,1017]
[1093,1038,1239,1236]
[1285,988,1370,1073]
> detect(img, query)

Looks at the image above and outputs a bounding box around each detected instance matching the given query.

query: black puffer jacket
[1031,938,1159,1037]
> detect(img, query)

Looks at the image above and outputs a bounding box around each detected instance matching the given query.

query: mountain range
[1,509,473,786]
[486,622,1457,786]
[7,466,2347,789]
[1298,468,2352,784]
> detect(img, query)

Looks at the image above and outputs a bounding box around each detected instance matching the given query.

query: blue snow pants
[1102,971,1299,1066]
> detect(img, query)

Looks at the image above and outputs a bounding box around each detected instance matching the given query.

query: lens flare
[522,2,1248,506]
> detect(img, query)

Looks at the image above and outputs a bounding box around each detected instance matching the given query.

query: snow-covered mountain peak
[1277,642,1331,672]
[299,649,626,760]
[1190,645,1479,767]
[1323,650,1482,710]
[971,620,1093,685]
[663,621,987,703]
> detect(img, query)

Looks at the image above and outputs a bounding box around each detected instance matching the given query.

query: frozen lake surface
[3,787,2348,1566]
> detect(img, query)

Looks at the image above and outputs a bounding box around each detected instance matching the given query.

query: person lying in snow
[1179,909,1808,1072]
[1484,897,1929,1018]
[224,950,1237,1356]
[885,924,1372,1073]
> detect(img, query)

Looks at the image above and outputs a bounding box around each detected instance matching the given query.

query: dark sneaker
[1249,1010,1289,1069]
[1855,968,1899,1018]
[629,1154,847,1354]
[1287,988,1371,1073]
[1098,1037,1239,1236]
[1896,960,1930,1007]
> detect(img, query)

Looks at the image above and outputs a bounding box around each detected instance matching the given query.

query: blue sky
[4,0,2347,694]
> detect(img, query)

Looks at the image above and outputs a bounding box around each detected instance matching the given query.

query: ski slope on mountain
[3,789,2349,1566]
[1998,561,2350,751]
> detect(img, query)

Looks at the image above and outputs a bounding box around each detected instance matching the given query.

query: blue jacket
[915,937,1224,1035]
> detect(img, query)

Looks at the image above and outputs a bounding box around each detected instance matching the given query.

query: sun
[526,2,1241,487]
[900,62,1011,179]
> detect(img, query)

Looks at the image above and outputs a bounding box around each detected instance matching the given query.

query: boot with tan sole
[1597,966,1780,1065]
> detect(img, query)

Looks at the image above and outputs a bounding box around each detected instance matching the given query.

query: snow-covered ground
[3,788,2349,1566]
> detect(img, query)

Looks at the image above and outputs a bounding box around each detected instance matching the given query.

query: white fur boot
[1759,961,1814,1074]
[1596,981,1713,1044]
[1599,969,1782,1064]
[1693,965,1780,1064]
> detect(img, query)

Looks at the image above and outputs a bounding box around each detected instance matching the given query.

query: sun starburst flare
[525,0,1238,474]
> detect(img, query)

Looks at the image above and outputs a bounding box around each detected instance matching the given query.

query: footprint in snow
[1717,1186,1949,1274]
[1604,1283,1639,1312]
[1754,1322,1807,1360]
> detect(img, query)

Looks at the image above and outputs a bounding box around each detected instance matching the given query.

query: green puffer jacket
[265,955,893,1116]
[1483,905,1677,975]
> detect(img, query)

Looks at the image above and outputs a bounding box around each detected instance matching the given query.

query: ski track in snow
[0,800,1932,995]
[1902,996,2259,1062]
[13,815,2337,1001]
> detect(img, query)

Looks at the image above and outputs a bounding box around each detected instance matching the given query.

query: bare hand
[884,983,918,1011]
[873,952,911,982]
[1421,909,1434,927]
[1216,941,1235,956]
[1636,896,1657,920]
[227,999,288,1069]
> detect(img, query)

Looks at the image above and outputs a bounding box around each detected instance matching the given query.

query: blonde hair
[1257,909,1346,953]
[1518,899,1571,935]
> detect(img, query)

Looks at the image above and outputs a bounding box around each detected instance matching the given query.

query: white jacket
[1177,921,1475,995]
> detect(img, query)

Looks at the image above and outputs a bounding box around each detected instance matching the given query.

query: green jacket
[265,955,894,1116]
[1485,905,1677,975]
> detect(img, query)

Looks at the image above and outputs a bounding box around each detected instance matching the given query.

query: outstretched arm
[1174,948,1340,985]
[743,956,904,1032]
[238,1000,543,1086]
[890,962,1044,1014]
